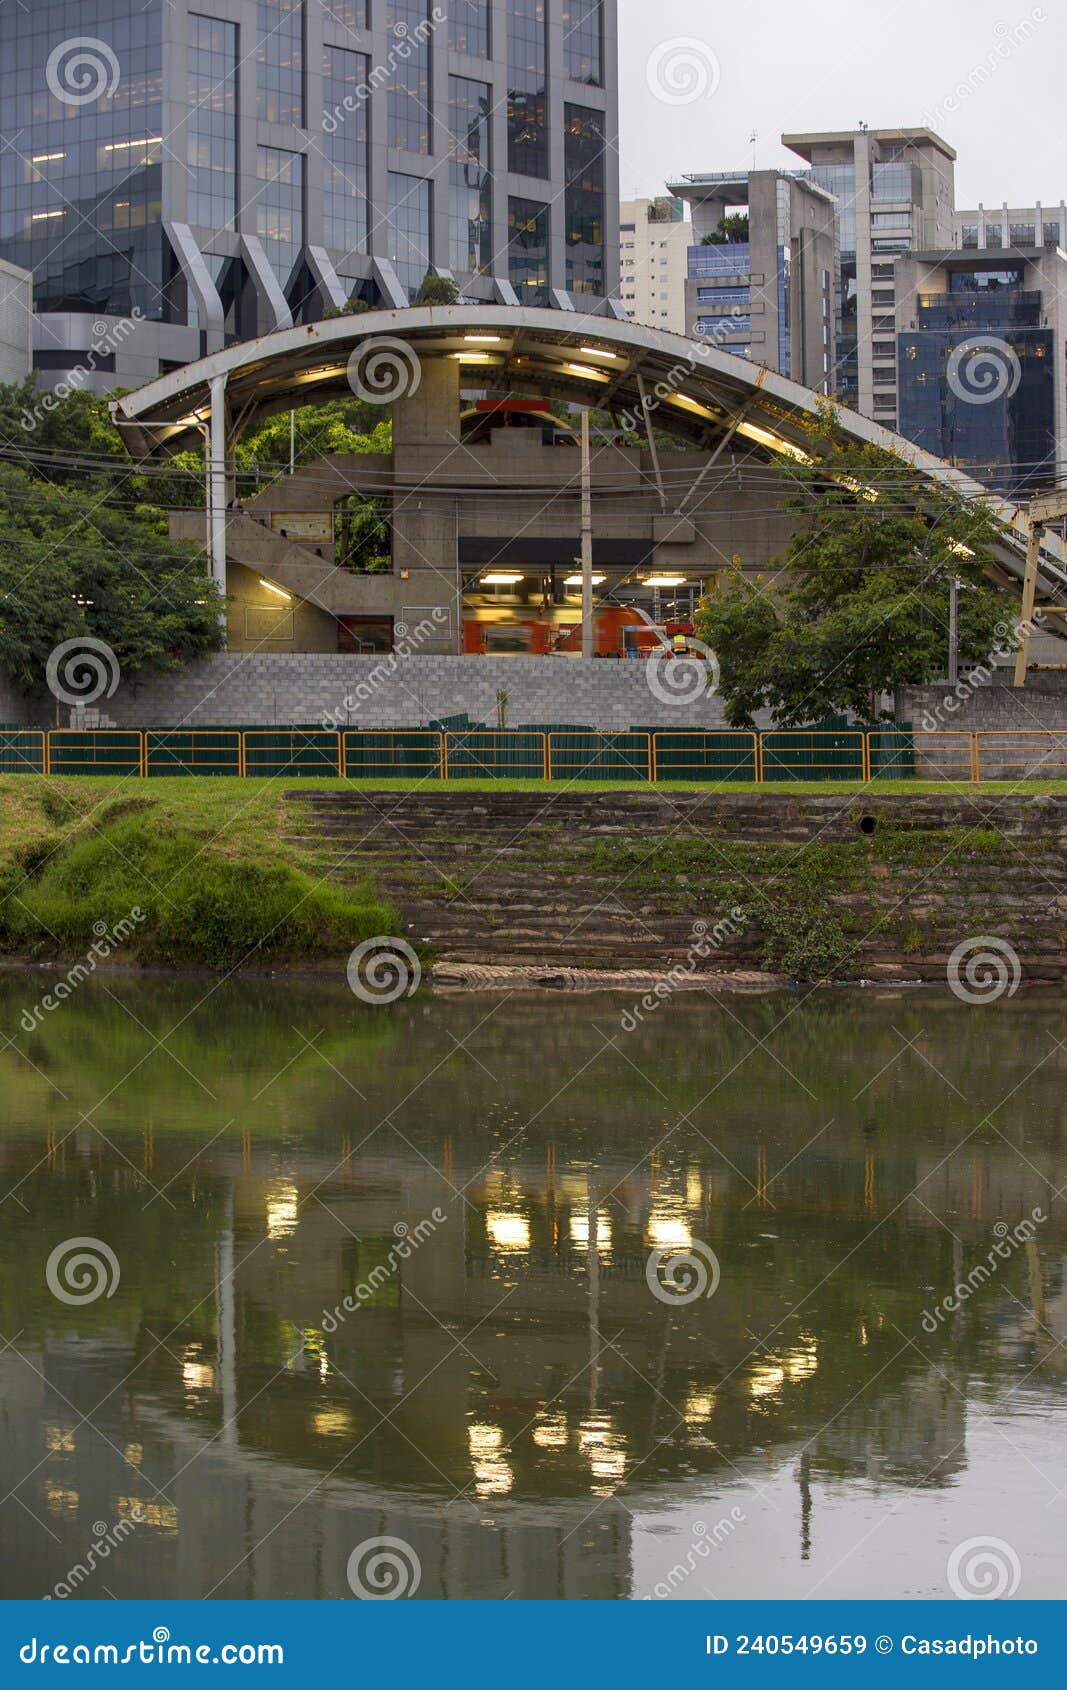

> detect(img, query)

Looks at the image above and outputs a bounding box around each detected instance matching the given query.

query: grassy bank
[0,776,398,968]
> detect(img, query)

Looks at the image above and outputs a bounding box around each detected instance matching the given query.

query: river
[0,974,1063,1600]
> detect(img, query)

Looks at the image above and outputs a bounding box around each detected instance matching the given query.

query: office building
[0,259,32,384]
[617,196,688,334]
[666,169,837,393]
[0,1,621,393]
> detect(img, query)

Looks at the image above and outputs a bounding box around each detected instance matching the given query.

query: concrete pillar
[391,353,461,447]
[390,356,463,652]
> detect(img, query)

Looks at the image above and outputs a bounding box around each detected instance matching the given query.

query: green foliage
[0,814,398,967]
[322,296,372,319]
[417,273,460,305]
[234,401,391,487]
[702,212,750,245]
[696,407,1011,727]
[0,462,224,694]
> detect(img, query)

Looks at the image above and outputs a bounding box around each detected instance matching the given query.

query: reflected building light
[647,1209,692,1250]
[685,1392,716,1422]
[44,1424,76,1454]
[686,1170,704,1208]
[784,1344,818,1382]
[266,1181,300,1239]
[569,1210,613,1253]
[182,1349,216,1393]
[123,1442,144,1467]
[486,1210,530,1252]
[468,1422,513,1496]
[45,1484,79,1516]
[312,1408,356,1438]
[118,1497,179,1531]
[579,1416,627,1488]
[749,1363,786,1400]
[532,1411,568,1450]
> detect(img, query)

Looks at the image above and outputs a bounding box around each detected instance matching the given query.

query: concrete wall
[3,655,744,732]
[900,675,1067,732]
[0,257,31,385]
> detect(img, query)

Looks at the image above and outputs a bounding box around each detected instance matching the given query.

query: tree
[417,273,460,305]
[0,463,224,696]
[695,408,1011,726]
[702,212,750,245]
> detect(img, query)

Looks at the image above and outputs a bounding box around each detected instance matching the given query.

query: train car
[462,602,695,657]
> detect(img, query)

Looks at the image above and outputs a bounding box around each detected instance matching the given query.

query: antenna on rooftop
[750,129,757,170]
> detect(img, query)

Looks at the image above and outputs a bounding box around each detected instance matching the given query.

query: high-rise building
[617,196,689,334]
[780,128,957,429]
[666,169,837,393]
[0,1,621,393]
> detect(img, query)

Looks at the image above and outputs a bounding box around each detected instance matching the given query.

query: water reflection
[0,976,1065,1599]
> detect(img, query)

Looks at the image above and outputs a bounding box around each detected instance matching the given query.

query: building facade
[617,196,688,334]
[0,258,32,384]
[0,1,621,392]
[666,169,837,394]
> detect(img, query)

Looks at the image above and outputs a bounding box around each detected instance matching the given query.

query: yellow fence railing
[4,728,1067,785]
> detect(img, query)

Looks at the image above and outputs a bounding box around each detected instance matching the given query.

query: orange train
[462,603,695,657]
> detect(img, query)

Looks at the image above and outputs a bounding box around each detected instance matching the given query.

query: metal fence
[3,727,1067,784]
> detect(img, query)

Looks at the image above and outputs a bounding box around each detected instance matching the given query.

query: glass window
[449,1,490,56]
[871,161,916,203]
[564,103,605,296]
[1043,220,1061,246]
[448,76,491,274]
[322,47,369,259]
[323,1,369,32]
[387,171,431,298]
[508,196,549,304]
[562,1,602,85]
[257,0,304,125]
[386,2,431,153]
[187,15,237,232]
[508,0,548,178]
[0,1,166,318]
[1009,223,1036,247]
[256,145,304,292]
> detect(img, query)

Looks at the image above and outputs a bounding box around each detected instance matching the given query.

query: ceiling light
[564,574,606,586]
[465,333,502,342]
[579,346,619,359]
[481,572,524,586]
[644,575,688,588]
[566,362,608,379]
[259,578,292,600]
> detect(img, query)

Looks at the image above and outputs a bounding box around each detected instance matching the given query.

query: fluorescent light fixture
[644,575,688,588]
[32,151,65,163]
[481,572,524,586]
[452,351,494,362]
[31,209,63,220]
[564,574,606,587]
[566,362,608,379]
[579,346,619,359]
[259,578,292,600]
[465,333,502,342]
[738,420,811,462]
[103,137,163,152]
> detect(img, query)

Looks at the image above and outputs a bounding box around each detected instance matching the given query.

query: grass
[0,777,398,968]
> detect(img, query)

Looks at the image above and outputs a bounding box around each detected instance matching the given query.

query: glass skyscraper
[0,0,620,390]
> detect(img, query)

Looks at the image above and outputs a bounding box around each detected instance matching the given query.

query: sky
[618,0,1067,211]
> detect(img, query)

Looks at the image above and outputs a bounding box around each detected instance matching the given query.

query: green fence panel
[760,729,866,783]
[343,732,443,779]
[870,726,916,779]
[0,730,46,774]
[445,731,545,780]
[549,732,651,782]
[47,732,143,777]
[244,730,340,777]
[651,731,759,782]
[146,731,242,777]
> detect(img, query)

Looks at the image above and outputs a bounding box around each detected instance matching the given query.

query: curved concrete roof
[111,304,1067,603]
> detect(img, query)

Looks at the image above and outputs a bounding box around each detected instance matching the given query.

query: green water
[0,973,1064,1601]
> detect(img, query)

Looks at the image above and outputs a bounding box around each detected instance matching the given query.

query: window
[257,0,304,125]
[187,15,237,232]
[448,76,491,273]
[961,224,979,249]
[256,146,304,292]
[1044,221,1061,247]
[387,2,431,153]
[323,2,368,29]
[387,171,431,298]
[508,0,548,177]
[1010,223,1036,247]
[564,104,605,296]
[322,47,369,259]
[562,0,602,85]
[508,196,549,304]
[449,0,489,55]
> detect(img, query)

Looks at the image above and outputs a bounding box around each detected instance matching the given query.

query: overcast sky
[618,0,1065,211]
